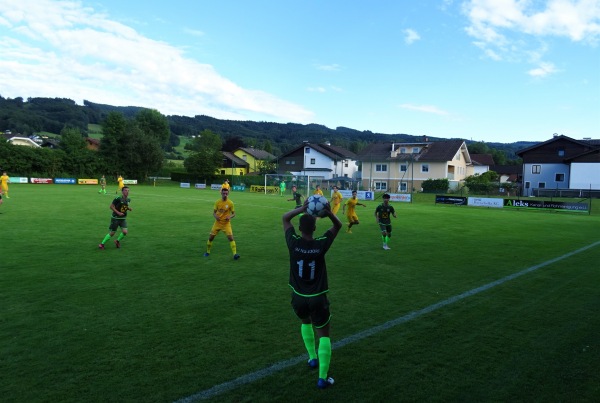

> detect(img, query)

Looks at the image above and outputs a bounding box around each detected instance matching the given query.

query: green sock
[385,236,389,244]
[317,337,331,379]
[101,234,111,244]
[301,324,317,360]
[117,233,125,241]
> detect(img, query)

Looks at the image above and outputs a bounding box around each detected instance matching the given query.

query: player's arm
[110,202,123,216]
[322,202,343,237]
[282,200,308,232]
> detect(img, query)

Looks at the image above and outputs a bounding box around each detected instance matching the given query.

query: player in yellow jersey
[330,186,343,215]
[116,174,124,194]
[204,187,240,260]
[342,190,366,233]
[314,185,324,196]
[222,178,230,191]
[1,171,10,198]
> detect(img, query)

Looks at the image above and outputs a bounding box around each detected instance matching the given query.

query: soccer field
[2,184,599,402]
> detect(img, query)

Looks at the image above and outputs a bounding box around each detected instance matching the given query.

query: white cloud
[315,63,341,71]
[0,0,314,123]
[403,28,421,45]
[307,87,327,93]
[399,103,450,116]
[183,28,205,37]
[528,61,559,77]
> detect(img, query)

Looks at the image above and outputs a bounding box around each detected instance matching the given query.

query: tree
[184,130,223,180]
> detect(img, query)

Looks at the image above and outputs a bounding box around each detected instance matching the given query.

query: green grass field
[2,184,599,402]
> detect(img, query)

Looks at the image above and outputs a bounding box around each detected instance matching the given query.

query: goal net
[263,174,312,196]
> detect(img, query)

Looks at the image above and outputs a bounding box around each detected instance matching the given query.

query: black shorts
[378,223,392,235]
[291,292,331,328]
[109,218,127,232]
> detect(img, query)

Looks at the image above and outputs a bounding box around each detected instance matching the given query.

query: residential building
[357,140,472,192]
[233,147,276,174]
[470,154,494,175]
[276,142,358,180]
[516,135,600,196]
[218,152,249,176]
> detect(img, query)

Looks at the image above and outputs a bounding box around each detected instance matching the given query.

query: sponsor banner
[55,178,77,185]
[8,177,28,184]
[211,184,223,190]
[468,197,504,208]
[436,195,467,205]
[504,199,588,212]
[180,182,191,188]
[30,178,53,184]
[78,178,98,185]
[195,183,206,189]
[389,193,411,203]
[337,190,374,200]
[232,185,245,191]
[123,179,137,185]
[250,185,278,194]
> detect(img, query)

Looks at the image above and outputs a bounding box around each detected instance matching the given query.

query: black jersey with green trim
[375,203,395,225]
[292,191,302,206]
[285,227,335,297]
[111,196,131,219]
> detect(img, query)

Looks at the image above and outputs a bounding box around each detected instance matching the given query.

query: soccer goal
[263,174,312,196]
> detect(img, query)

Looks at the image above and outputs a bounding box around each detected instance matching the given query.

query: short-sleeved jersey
[280,182,286,190]
[345,197,360,215]
[100,177,106,186]
[213,198,234,223]
[314,189,324,196]
[286,227,336,297]
[375,203,396,225]
[331,191,343,205]
[292,191,302,207]
[117,176,124,189]
[0,174,9,188]
[222,182,230,191]
[111,196,131,219]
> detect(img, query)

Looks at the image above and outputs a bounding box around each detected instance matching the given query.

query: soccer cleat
[233,254,240,260]
[346,228,352,233]
[383,244,390,250]
[203,252,210,257]
[98,243,105,250]
[317,377,334,389]
[114,239,121,249]
[307,358,318,369]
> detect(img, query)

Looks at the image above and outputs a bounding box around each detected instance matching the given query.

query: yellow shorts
[346,213,358,223]
[210,221,233,237]
[332,203,341,215]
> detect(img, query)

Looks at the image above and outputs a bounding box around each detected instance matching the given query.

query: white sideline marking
[174,240,600,402]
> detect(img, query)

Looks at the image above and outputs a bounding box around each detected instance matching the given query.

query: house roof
[236,147,276,161]
[470,153,495,166]
[516,135,600,156]
[222,151,249,167]
[490,164,522,175]
[278,142,357,160]
[357,139,468,163]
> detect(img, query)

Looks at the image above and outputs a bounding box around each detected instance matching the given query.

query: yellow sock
[230,240,237,254]
[206,240,213,253]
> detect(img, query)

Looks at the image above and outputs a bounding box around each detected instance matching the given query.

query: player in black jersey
[374,193,396,250]
[287,185,304,208]
[99,186,132,250]
[282,199,342,389]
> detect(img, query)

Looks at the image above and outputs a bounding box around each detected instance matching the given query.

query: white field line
[174,239,600,402]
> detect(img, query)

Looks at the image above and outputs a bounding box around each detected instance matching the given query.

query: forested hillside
[0,96,531,159]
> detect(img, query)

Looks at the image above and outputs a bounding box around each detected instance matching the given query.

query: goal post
[263,174,311,196]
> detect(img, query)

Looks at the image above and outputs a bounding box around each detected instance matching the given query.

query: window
[305,148,310,153]
[421,164,429,173]
[344,162,348,167]
[242,155,247,161]
[374,181,387,190]
[558,149,565,157]
[412,147,419,154]
[539,182,546,189]
[532,165,541,174]
[525,181,530,189]
[399,182,408,191]
[400,164,408,172]
[286,160,295,165]
[220,170,225,175]
[400,148,406,154]
[456,152,461,161]
[310,158,316,165]
[555,173,565,182]
[375,164,388,172]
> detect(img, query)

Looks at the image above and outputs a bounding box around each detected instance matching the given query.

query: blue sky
[1,0,599,143]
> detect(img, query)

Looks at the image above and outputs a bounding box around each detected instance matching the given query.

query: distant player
[204,187,240,260]
[314,185,324,196]
[1,171,10,198]
[330,186,343,215]
[279,180,286,197]
[99,186,132,249]
[288,185,304,208]
[116,174,124,194]
[98,175,107,194]
[374,193,397,250]
[282,198,342,389]
[342,190,366,233]
[222,178,231,191]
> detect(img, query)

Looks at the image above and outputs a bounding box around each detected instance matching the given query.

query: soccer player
[288,185,304,208]
[116,174,124,194]
[342,190,366,233]
[314,185,324,196]
[98,175,107,194]
[222,178,231,191]
[204,187,239,260]
[375,193,397,250]
[282,198,342,389]
[330,186,343,215]
[1,171,10,198]
[99,186,132,249]
[279,180,286,197]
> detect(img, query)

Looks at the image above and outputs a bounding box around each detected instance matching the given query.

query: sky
[1,0,599,144]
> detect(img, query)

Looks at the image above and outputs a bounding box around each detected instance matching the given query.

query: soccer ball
[306,195,328,217]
